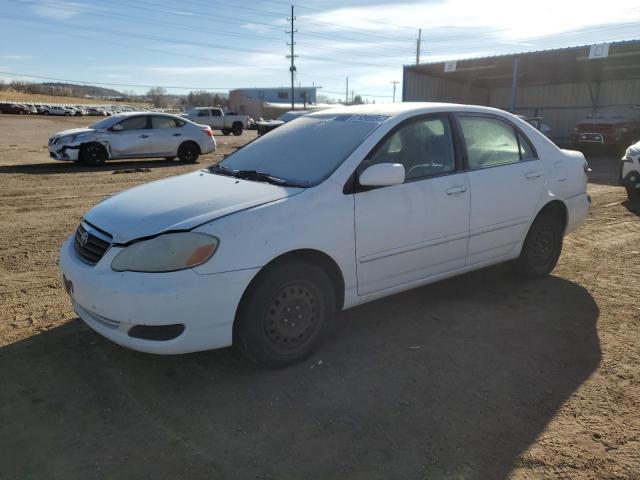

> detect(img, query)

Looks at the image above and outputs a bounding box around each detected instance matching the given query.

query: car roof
[306,102,512,118]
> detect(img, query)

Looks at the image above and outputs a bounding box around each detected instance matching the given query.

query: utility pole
[391,81,399,103]
[286,5,298,110]
[345,76,349,105]
[416,28,422,65]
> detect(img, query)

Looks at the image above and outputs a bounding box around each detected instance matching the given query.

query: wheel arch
[534,199,568,232]
[179,139,201,154]
[233,248,346,338]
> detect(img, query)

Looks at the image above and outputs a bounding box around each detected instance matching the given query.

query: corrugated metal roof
[406,38,640,68]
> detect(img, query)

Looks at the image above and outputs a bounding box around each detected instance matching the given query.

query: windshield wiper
[209,165,304,187]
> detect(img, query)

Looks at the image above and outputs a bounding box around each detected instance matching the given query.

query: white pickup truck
[182,107,249,136]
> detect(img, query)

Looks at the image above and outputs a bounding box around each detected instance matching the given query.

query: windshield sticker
[346,114,389,124]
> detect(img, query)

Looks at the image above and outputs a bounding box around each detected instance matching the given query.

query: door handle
[524,170,542,179]
[173,133,182,137]
[445,186,468,195]
[139,134,149,138]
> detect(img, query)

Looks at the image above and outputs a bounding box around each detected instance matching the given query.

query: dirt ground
[0,115,638,479]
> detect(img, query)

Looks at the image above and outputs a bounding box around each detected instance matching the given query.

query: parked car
[59,103,589,367]
[182,107,249,136]
[45,106,72,116]
[86,107,106,116]
[0,102,31,114]
[571,106,640,152]
[48,112,215,165]
[620,140,640,201]
[255,110,312,136]
[517,115,552,138]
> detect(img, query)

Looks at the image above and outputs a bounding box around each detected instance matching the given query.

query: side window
[518,132,537,160]
[197,109,210,117]
[459,116,520,169]
[364,117,455,181]
[117,116,148,131]
[151,116,178,129]
[211,109,222,117]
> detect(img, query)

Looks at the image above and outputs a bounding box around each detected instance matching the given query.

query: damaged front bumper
[48,144,81,161]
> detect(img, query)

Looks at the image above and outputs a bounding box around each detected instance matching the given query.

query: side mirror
[358,163,405,187]
[111,124,124,132]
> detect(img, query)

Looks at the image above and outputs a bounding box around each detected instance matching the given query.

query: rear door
[107,115,151,157]
[147,115,185,156]
[457,114,544,265]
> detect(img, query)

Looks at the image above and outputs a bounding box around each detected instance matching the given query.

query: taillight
[202,127,213,137]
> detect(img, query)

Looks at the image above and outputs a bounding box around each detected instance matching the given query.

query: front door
[457,114,545,265]
[354,115,470,295]
[108,115,150,157]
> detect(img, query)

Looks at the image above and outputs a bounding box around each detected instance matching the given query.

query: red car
[571,107,640,152]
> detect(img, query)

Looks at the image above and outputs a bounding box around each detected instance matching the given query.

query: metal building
[402,40,640,144]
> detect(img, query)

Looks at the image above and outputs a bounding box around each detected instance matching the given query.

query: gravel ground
[0,115,638,479]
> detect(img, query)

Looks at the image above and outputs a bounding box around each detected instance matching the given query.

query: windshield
[216,113,386,186]
[90,116,122,129]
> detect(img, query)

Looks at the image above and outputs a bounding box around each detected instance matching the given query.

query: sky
[1,0,639,101]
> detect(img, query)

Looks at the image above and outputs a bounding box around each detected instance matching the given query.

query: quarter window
[197,110,210,117]
[459,116,520,169]
[518,132,537,160]
[363,117,455,181]
[116,116,148,131]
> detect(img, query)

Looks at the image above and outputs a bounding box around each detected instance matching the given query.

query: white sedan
[48,112,216,165]
[59,103,590,367]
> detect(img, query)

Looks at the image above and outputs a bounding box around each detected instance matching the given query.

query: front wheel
[177,142,199,163]
[79,143,107,166]
[221,128,231,135]
[627,183,640,202]
[235,261,335,368]
[232,124,243,136]
[514,211,563,279]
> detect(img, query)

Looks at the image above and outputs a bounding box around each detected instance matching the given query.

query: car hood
[50,127,95,140]
[84,170,304,244]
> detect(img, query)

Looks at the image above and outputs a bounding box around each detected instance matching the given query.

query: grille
[74,222,112,265]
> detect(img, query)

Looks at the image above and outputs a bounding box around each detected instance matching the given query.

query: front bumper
[48,143,80,161]
[570,132,627,146]
[59,237,258,354]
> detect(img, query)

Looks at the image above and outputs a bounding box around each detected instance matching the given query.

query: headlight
[55,135,77,145]
[111,232,219,273]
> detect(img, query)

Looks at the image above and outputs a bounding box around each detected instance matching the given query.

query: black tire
[221,128,231,135]
[235,261,336,368]
[514,211,563,279]
[232,123,243,136]
[627,183,640,202]
[177,142,199,163]
[79,143,107,166]
[65,112,71,116]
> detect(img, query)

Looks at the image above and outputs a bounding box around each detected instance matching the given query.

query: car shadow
[622,198,640,217]
[0,158,213,175]
[583,151,623,186]
[0,265,600,479]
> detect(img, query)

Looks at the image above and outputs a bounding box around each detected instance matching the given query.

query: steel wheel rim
[532,225,555,265]
[263,281,323,353]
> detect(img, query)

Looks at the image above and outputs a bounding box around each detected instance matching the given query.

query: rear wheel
[627,183,640,202]
[235,261,335,368]
[177,142,199,163]
[232,123,243,136]
[221,128,231,135]
[79,143,107,166]
[514,211,563,279]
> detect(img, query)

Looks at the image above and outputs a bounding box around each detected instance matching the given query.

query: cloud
[0,55,33,60]
[30,0,86,20]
